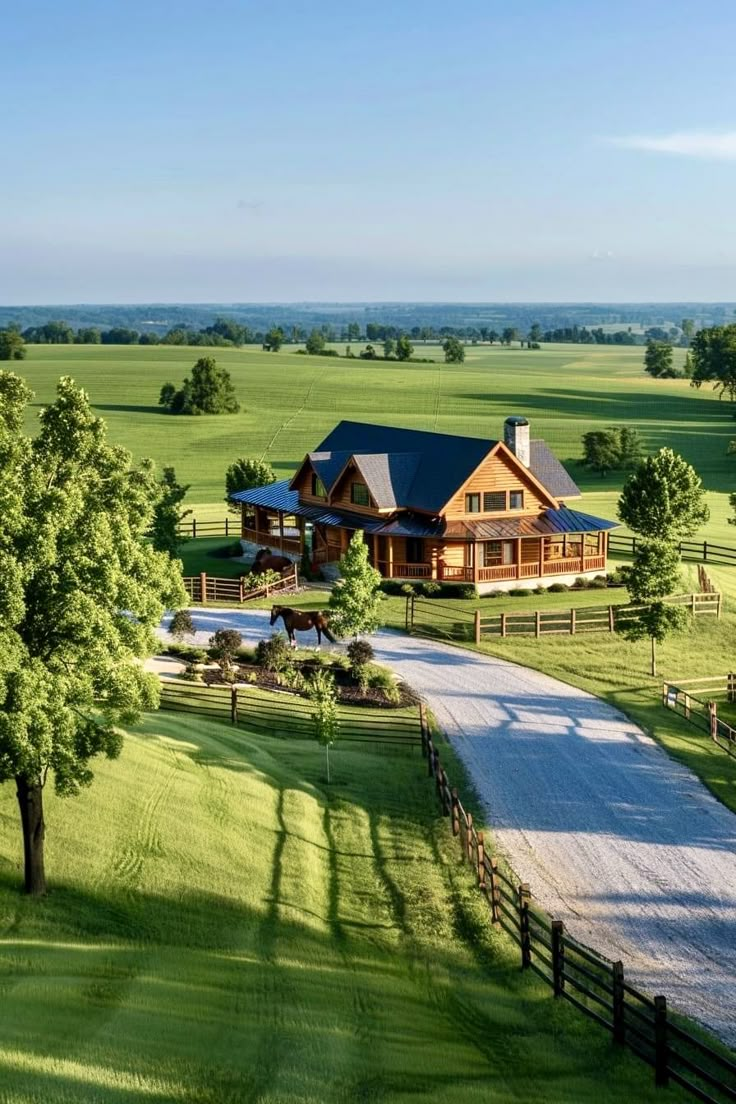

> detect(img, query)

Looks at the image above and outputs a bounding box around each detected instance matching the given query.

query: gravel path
[158,608,736,1045]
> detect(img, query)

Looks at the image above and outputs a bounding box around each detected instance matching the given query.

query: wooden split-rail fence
[662,675,736,759]
[405,591,722,644]
[183,565,298,605]
[419,705,736,1102]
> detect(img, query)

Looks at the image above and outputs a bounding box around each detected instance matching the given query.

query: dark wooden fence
[405,592,722,644]
[610,534,736,567]
[158,682,421,747]
[419,707,736,1102]
[183,565,298,605]
[662,676,736,759]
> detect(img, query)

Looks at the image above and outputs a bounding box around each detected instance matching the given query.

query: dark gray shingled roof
[230,481,615,541]
[312,420,581,510]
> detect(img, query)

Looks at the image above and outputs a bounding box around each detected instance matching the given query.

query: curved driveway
[160,608,736,1045]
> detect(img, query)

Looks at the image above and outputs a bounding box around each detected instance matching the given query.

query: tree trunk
[325,744,331,784]
[16,775,46,896]
[651,636,657,679]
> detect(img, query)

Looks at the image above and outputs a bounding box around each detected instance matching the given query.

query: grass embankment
[16,341,736,541]
[0,713,686,1103]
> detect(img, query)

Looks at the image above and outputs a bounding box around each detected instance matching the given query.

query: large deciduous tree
[0,373,187,895]
[442,336,465,363]
[160,357,240,415]
[689,324,736,402]
[328,532,383,638]
[618,448,709,540]
[644,340,676,378]
[150,466,191,557]
[0,330,27,361]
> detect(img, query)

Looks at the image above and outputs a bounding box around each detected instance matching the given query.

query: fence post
[199,572,207,605]
[489,856,501,927]
[433,749,442,796]
[551,920,565,996]
[474,608,481,645]
[612,961,625,1045]
[427,735,435,777]
[501,612,507,638]
[709,700,718,743]
[192,517,197,539]
[703,540,708,563]
[225,516,229,537]
[439,769,450,816]
[477,831,485,889]
[535,610,541,638]
[419,702,428,756]
[684,693,690,720]
[465,812,474,863]
[230,687,238,725]
[518,884,531,969]
[608,605,615,632]
[570,607,576,635]
[654,995,669,1087]
[451,788,460,836]
[239,576,245,603]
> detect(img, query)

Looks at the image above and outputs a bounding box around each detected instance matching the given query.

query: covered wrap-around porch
[231,481,614,588]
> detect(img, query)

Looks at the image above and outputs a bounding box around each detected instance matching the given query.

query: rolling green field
[14,341,736,540]
[0,712,681,1104]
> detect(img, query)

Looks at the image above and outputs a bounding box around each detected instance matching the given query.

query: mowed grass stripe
[0,713,689,1103]
[16,341,736,539]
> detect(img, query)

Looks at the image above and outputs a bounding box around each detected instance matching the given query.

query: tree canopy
[150,466,191,558]
[644,340,676,378]
[395,334,414,361]
[581,427,644,477]
[0,372,186,894]
[616,539,687,676]
[689,324,736,401]
[442,336,465,363]
[618,448,709,540]
[305,329,326,355]
[225,456,276,510]
[0,330,27,361]
[158,357,240,415]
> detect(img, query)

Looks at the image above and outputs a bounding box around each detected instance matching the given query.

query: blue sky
[4,0,736,302]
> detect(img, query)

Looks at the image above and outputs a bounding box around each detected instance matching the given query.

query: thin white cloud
[606,130,736,159]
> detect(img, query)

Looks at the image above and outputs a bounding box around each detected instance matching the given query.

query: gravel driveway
[159,608,736,1045]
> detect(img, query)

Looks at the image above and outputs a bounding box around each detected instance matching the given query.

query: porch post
[298,516,306,555]
[278,512,285,554]
[516,537,521,580]
[473,542,480,583]
[387,536,394,578]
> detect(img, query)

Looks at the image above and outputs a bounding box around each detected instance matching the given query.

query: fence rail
[158,681,421,746]
[419,707,736,1102]
[610,534,736,567]
[662,677,736,759]
[183,566,298,605]
[406,592,722,644]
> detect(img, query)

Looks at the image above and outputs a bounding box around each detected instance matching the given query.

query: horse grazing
[270,606,335,648]
[251,548,293,577]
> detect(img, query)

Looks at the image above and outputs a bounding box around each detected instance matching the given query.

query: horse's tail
[319,618,336,643]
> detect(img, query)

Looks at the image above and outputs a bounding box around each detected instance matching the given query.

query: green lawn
[15,341,736,540]
[0,712,686,1104]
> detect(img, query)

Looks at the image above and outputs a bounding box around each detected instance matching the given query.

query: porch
[241,505,303,558]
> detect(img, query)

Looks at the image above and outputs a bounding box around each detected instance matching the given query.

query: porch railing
[376,561,432,578]
[241,526,302,556]
[380,554,608,583]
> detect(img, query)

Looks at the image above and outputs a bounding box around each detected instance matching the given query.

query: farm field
[14,341,736,540]
[0,712,679,1104]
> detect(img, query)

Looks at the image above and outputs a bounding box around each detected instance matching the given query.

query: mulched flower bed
[200,662,417,709]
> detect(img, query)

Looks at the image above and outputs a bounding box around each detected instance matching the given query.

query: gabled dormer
[441,440,559,520]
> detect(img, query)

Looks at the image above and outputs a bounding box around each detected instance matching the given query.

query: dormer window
[465,493,481,513]
[510,491,524,510]
[311,473,327,498]
[351,482,370,507]
[483,491,506,511]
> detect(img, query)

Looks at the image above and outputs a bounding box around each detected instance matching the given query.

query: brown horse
[252,548,293,576]
[270,605,336,648]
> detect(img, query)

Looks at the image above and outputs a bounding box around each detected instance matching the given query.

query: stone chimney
[504,416,530,467]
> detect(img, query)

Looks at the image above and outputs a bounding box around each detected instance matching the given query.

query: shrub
[589,576,609,589]
[547,583,569,593]
[508,588,533,598]
[367,665,401,704]
[379,579,406,596]
[240,567,282,591]
[208,628,243,674]
[181,662,203,683]
[573,577,591,589]
[166,642,207,662]
[534,585,547,595]
[421,580,441,596]
[400,583,415,596]
[458,584,478,600]
[169,609,196,641]
[255,632,292,672]
[347,639,375,689]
